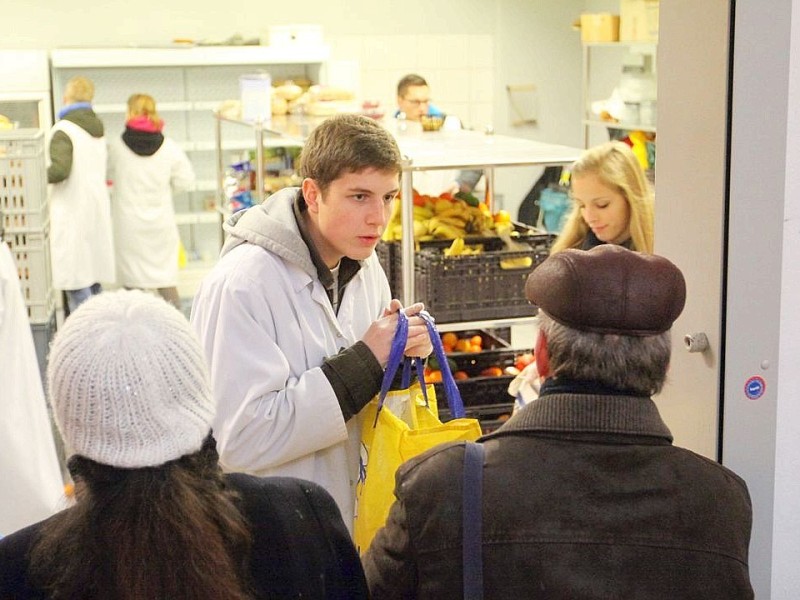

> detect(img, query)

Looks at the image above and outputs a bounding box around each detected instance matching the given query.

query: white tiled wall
[327,33,495,132]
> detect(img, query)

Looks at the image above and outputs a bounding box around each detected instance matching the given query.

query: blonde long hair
[550,141,654,254]
[126,93,163,129]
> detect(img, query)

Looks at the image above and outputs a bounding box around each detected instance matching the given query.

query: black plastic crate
[377,232,555,323]
[431,348,525,408]
[440,402,515,435]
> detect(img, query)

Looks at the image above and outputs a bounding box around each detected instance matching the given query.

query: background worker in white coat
[47,76,115,314]
[108,93,195,310]
[0,241,64,535]
[190,114,432,532]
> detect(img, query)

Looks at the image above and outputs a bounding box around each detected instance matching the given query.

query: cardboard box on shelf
[579,13,621,43]
[620,0,659,42]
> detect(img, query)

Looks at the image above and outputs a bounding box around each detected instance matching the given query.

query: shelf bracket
[506,84,538,126]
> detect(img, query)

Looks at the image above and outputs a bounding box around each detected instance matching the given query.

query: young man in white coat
[190,114,432,531]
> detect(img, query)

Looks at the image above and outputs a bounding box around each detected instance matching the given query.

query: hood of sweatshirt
[221,187,318,279]
[122,127,165,156]
[63,108,104,137]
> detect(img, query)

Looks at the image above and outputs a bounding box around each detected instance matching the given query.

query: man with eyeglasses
[394,74,482,195]
[395,74,444,122]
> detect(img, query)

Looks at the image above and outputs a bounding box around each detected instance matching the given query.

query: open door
[652,2,730,460]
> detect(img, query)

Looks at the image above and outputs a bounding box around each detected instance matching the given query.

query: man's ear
[302,178,321,214]
[534,330,551,378]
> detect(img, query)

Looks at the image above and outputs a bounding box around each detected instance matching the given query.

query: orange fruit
[470,335,483,348]
[480,366,504,377]
[442,342,454,354]
[454,370,469,380]
[493,209,511,224]
[441,332,458,347]
[455,338,472,353]
[470,343,483,353]
[427,370,443,383]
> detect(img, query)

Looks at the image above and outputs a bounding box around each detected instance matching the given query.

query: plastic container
[377,232,555,323]
[239,73,273,123]
[5,223,56,323]
[0,129,48,233]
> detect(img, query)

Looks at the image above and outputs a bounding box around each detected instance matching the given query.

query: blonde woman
[108,94,195,309]
[510,141,655,407]
[550,141,654,254]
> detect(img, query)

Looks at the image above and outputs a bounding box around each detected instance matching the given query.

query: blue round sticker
[744,376,766,400]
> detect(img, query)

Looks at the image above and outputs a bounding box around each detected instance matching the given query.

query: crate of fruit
[427,345,535,409]
[0,129,49,232]
[377,231,554,323]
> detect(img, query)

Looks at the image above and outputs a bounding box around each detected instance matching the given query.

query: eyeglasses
[402,97,430,106]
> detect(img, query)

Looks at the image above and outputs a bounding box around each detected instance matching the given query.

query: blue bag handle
[375,309,466,424]
[419,310,466,419]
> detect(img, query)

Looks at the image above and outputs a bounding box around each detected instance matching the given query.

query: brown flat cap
[525,245,686,336]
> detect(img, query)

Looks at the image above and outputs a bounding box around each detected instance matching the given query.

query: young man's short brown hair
[397,74,428,98]
[298,114,402,192]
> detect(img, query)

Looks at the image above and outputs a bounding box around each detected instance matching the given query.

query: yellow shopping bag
[354,311,482,554]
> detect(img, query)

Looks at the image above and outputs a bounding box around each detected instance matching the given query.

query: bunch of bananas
[382,195,496,242]
[443,237,484,257]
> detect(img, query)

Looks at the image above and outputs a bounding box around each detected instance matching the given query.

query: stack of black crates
[377,228,555,433]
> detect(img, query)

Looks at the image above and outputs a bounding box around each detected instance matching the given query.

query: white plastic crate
[4,223,55,324]
[0,129,48,232]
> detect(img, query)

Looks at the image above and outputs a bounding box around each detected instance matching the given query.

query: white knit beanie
[47,289,215,468]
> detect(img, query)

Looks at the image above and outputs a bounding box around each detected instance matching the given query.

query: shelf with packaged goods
[213,113,326,217]
[581,41,658,148]
[51,46,330,280]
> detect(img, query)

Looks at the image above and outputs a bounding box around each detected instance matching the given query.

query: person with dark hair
[396,73,445,123]
[0,290,369,599]
[190,114,432,533]
[364,245,754,599]
[395,73,482,195]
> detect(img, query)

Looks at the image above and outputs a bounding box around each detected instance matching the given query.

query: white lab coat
[49,119,115,290]
[190,189,391,530]
[0,244,64,535]
[108,136,195,288]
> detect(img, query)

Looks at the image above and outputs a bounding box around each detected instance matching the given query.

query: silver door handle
[684,332,709,353]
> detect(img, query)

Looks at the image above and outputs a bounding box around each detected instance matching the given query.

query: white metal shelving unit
[581,41,657,148]
[393,129,582,326]
[50,45,330,296]
[217,117,581,334]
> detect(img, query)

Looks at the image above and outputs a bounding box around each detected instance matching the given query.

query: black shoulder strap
[462,441,485,600]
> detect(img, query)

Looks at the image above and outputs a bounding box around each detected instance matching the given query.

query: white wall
[2,0,590,217]
[724,0,800,596]
[771,0,800,593]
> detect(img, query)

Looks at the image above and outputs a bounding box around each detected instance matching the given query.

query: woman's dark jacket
[0,474,368,599]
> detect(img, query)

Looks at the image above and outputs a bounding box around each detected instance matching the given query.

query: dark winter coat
[363,385,754,599]
[0,474,369,599]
